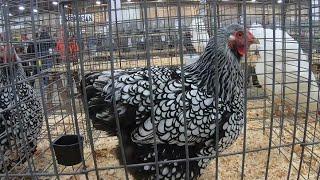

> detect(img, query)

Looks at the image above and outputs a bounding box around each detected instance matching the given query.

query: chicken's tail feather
[80,72,116,135]
[81,72,137,136]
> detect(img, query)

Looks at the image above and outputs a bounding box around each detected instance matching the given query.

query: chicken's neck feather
[184,35,243,98]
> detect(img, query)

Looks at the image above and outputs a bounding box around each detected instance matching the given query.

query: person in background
[38,27,55,86]
[27,38,38,87]
[56,30,79,63]
[18,33,38,87]
[37,27,55,109]
[21,33,29,53]
[55,29,80,113]
[56,31,80,90]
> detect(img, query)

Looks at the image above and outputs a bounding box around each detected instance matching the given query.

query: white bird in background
[249,24,320,116]
[185,0,210,65]
[190,1,209,53]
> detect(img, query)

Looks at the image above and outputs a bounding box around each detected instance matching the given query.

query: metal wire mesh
[0,0,319,179]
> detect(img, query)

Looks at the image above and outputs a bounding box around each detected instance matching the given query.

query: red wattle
[237,47,246,56]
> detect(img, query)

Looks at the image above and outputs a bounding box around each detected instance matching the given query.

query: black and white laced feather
[83,24,245,180]
[0,54,43,172]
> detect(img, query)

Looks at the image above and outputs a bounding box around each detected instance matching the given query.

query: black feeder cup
[52,135,84,166]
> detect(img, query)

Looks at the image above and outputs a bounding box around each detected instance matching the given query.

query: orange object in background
[56,29,79,62]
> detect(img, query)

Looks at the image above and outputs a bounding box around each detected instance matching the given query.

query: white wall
[110,0,141,22]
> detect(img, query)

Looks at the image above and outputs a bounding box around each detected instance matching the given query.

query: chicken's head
[226,24,260,57]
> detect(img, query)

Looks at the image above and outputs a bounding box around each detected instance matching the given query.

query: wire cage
[0,0,319,179]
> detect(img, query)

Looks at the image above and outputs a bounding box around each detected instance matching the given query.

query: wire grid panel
[0,0,319,179]
[0,0,87,179]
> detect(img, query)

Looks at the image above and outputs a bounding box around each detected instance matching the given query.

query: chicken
[249,24,320,116]
[0,44,43,172]
[83,24,259,179]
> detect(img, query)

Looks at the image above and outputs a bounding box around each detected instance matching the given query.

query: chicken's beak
[252,37,260,44]
[247,32,260,45]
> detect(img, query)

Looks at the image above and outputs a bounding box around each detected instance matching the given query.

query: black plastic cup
[52,135,84,166]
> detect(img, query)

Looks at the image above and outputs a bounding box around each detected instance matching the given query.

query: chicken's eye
[237,32,243,37]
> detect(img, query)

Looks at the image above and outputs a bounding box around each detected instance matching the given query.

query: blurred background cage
[0,0,319,179]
